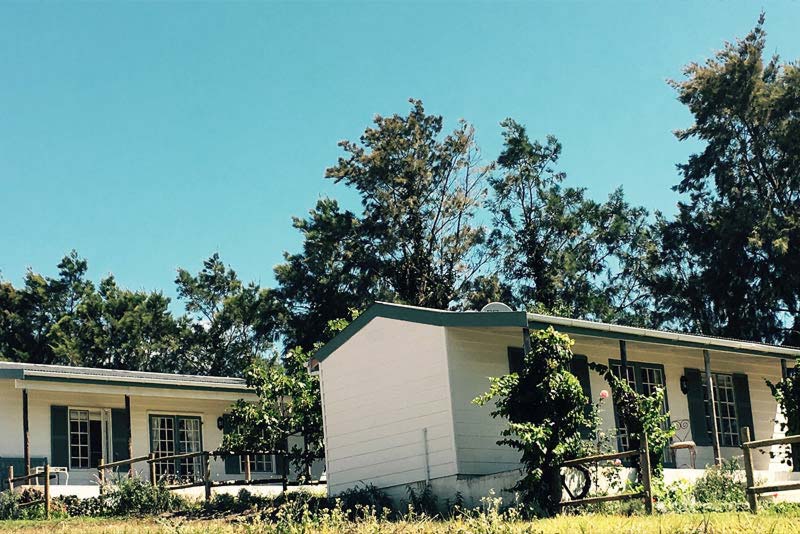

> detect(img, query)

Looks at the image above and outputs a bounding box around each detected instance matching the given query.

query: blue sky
[1,1,799,300]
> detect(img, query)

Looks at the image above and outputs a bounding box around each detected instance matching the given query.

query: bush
[336,483,393,518]
[102,475,190,516]
[693,458,747,505]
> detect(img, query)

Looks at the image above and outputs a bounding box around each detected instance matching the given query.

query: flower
[613,459,622,466]
[600,390,609,399]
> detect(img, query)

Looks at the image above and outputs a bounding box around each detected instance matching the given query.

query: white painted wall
[319,317,458,495]
[571,334,786,471]
[0,379,318,487]
[444,326,524,475]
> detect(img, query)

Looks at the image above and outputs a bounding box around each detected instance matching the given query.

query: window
[610,361,669,452]
[240,454,274,474]
[703,373,739,447]
[149,415,203,482]
[69,409,105,469]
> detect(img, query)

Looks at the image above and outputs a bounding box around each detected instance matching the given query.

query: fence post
[149,453,157,487]
[8,466,13,492]
[98,457,105,486]
[44,461,51,520]
[640,433,653,514]
[741,426,758,513]
[244,454,251,483]
[204,452,212,502]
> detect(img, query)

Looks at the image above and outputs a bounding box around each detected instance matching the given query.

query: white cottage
[315,302,800,504]
[0,362,314,496]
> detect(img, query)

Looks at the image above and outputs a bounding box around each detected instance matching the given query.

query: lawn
[1,513,800,534]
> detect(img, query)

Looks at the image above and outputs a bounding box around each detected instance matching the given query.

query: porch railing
[96,450,324,501]
[5,461,54,519]
[558,433,653,514]
[740,426,800,513]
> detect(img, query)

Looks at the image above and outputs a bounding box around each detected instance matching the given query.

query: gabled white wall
[319,317,458,495]
[444,326,523,475]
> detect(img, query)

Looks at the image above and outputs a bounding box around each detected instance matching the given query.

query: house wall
[444,326,525,476]
[572,334,787,471]
[0,380,23,457]
[438,327,788,479]
[0,379,308,486]
[319,317,458,495]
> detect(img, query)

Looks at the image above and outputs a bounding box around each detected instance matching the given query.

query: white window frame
[68,407,112,470]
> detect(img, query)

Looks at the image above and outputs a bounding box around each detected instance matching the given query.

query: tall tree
[649,15,800,342]
[325,98,491,310]
[0,251,94,364]
[176,253,280,376]
[490,119,653,324]
[50,276,190,372]
[273,199,385,350]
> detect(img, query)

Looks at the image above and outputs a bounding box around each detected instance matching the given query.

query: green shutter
[507,347,524,374]
[111,408,131,471]
[222,414,240,475]
[570,355,593,438]
[50,405,69,468]
[684,368,711,446]
[733,373,755,441]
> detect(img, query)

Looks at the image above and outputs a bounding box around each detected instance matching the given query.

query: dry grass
[1,513,800,534]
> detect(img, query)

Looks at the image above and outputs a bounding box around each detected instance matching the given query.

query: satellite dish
[481,302,514,313]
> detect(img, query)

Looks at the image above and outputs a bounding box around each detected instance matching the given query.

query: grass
[1,513,800,534]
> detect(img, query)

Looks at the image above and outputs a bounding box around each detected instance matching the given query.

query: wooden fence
[6,451,325,515]
[740,426,800,513]
[6,461,54,519]
[558,433,653,514]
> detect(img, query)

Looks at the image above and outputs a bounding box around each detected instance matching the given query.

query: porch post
[619,340,628,372]
[125,395,133,476]
[522,327,531,355]
[22,389,30,476]
[703,349,721,465]
[781,358,788,379]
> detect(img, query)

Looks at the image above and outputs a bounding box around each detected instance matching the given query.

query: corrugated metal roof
[0,361,249,390]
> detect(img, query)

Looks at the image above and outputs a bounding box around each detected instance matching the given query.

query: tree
[176,254,281,376]
[474,328,596,515]
[0,251,94,365]
[649,15,800,343]
[489,120,653,324]
[274,199,385,350]
[50,276,190,372]
[325,98,491,310]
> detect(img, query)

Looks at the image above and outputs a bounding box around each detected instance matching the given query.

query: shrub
[404,483,438,517]
[336,483,393,518]
[101,475,190,516]
[474,328,597,515]
[692,458,747,505]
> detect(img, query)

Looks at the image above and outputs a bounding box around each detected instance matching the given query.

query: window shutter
[50,405,69,468]
[684,368,711,446]
[507,347,524,374]
[732,373,755,441]
[221,414,240,475]
[111,408,131,472]
[570,354,593,438]
[275,437,290,478]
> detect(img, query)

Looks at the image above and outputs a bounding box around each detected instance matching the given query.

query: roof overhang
[528,314,800,360]
[314,301,528,362]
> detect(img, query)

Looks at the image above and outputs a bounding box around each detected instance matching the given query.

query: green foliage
[692,459,747,506]
[221,344,323,479]
[590,362,673,475]
[474,328,596,515]
[649,14,800,344]
[101,476,188,516]
[176,253,281,377]
[766,361,800,469]
[489,120,653,325]
[405,484,439,517]
[335,484,394,518]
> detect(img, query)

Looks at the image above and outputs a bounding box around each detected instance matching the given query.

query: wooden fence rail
[558,433,653,514]
[5,461,52,519]
[740,426,800,513]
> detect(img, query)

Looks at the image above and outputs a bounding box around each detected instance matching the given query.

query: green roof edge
[314,302,529,362]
